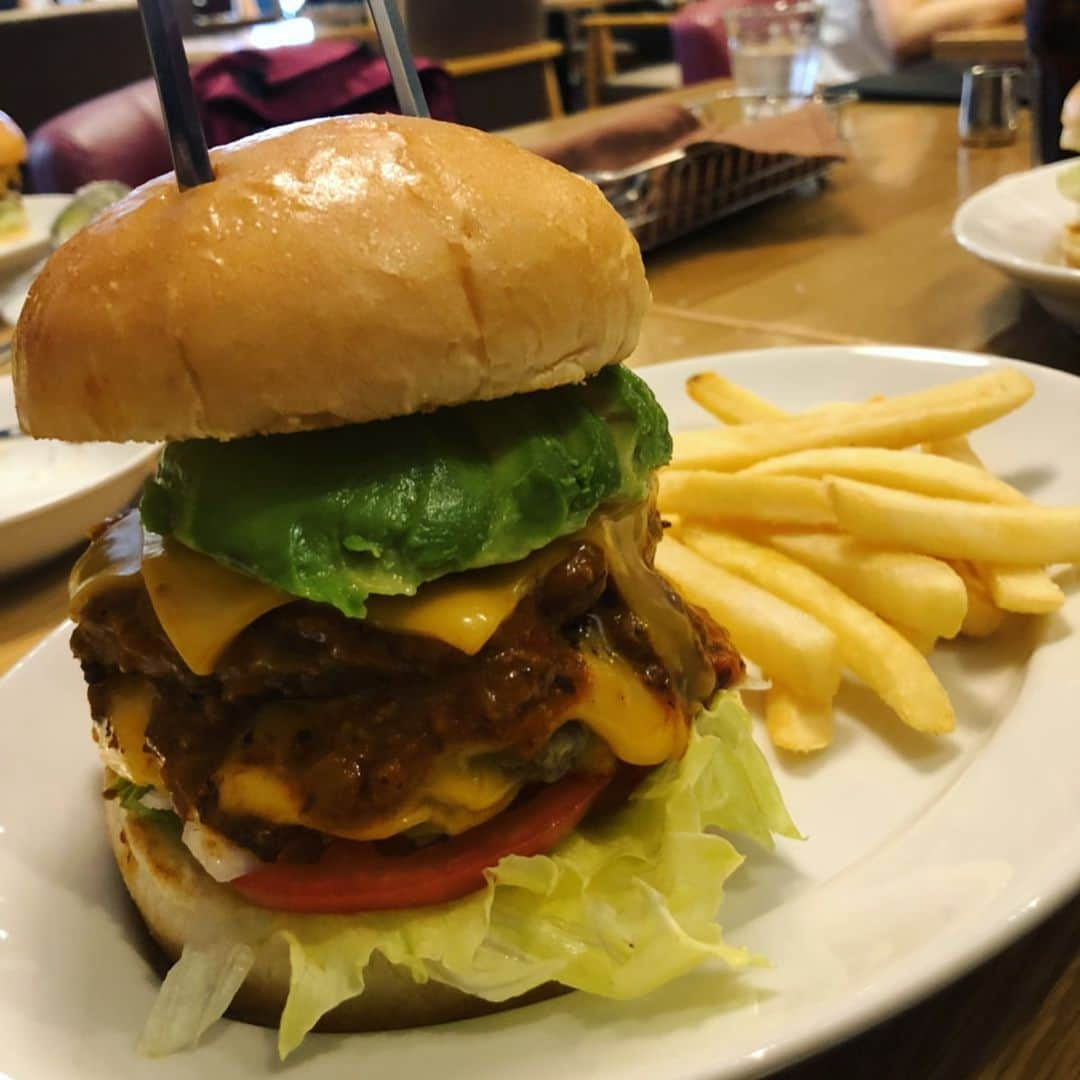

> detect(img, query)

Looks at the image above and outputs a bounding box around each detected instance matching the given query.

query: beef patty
[72,536,742,858]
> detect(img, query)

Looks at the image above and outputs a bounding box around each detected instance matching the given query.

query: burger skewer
[135,0,214,190]
[367,0,431,119]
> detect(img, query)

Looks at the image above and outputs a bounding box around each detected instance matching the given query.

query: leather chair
[671,0,736,85]
[26,80,170,195]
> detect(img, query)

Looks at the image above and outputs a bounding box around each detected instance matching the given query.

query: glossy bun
[14,115,648,442]
[106,797,562,1034]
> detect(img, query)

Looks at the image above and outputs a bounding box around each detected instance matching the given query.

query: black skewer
[136,0,214,190]
[367,0,431,119]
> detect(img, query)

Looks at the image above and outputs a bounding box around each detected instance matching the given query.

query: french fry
[764,530,967,640]
[951,560,1006,637]
[658,472,836,526]
[893,623,937,655]
[926,436,1064,614]
[985,566,1065,614]
[826,477,1080,565]
[655,538,841,703]
[744,446,1026,505]
[679,525,956,734]
[923,434,983,467]
[764,685,833,753]
[687,372,789,424]
[671,368,1034,471]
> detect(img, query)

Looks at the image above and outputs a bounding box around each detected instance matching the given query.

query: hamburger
[1058,82,1080,268]
[0,110,27,240]
[12,115,795,1058]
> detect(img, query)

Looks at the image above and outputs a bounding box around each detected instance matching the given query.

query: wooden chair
[404,0,564,128]
[582,11,677,108]
[441,40,565,121]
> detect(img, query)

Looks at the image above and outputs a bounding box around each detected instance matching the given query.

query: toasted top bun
[0,111,26,169]
[14,115,649,442]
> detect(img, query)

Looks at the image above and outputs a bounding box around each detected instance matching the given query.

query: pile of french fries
[656,367,1079,752]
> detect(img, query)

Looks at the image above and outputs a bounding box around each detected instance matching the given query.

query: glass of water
[726,2,823,118]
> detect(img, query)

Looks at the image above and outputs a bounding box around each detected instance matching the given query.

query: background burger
[13,115,795,1058]
[0,110,27,240]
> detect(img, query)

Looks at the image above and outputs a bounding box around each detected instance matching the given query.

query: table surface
[3,83,1078,1077]
[932,22,1026,65]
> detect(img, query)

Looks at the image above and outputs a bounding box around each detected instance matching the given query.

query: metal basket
[582,95,839,253]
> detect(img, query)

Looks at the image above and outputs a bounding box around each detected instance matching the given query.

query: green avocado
[141,365,671,617]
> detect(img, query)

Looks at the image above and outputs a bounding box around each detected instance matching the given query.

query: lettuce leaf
[140,366,672,618]
[136,693,796,1058]
[110,777,181,831]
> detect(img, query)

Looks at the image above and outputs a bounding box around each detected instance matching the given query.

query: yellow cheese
[215,753,521,841]
[70,510,558,668]
[575,648,686,765]
[364,547,559,655]
[140,535,290,676]
[99,677,164,789]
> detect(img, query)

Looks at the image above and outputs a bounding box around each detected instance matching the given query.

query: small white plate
[0,194,70,278]
[953,160,1080,331]
[0,345,1078,1079]
[0,377,158,577]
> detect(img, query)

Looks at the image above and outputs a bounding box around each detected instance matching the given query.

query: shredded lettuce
[111,777,181,831]
[135,692,797,1058]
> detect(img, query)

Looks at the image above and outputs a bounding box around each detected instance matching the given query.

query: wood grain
[933,24,1027,65]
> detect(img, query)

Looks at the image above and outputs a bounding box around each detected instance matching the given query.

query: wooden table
[932,23,1026,66]
[2,83,1078,1077]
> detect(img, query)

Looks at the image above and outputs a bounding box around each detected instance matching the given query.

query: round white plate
[1,345,1078,1079]
[0,376,158,577]
[0,194,70,278]
[953,160,1080,331]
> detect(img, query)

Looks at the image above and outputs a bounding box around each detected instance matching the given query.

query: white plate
[0,377,158,577]
[0,194,70,278]
[953,160,1080,331]
[1,345,1078,1079]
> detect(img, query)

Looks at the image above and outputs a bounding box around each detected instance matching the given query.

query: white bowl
[953,159,1080,331]
[0,377,158,578]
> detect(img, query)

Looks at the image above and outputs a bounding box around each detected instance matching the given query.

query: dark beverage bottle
[1026,0,1080,162]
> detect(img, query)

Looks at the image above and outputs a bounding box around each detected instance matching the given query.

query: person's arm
[869,0,1024,59]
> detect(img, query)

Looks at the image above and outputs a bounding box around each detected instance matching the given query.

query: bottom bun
[105,796,565,1033]
[1064,222,1080,269]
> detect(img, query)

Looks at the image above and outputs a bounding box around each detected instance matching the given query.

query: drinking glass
[726,2,823,118]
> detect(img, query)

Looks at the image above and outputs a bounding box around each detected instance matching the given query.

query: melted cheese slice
[70,511,560,671]
[364,547,561,655]
[140,536,290,676]
[95,676,164,789]
[576,649,686,765]
[215,751,522,842]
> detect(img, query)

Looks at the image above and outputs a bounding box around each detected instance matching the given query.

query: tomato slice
[231,771,613,914]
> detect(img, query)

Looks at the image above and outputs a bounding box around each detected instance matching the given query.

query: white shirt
[818,0,895,84]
